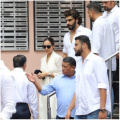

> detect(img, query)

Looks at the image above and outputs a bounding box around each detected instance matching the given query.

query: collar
[80,52,93,62]
[76,25,83,32]
[68,25,83,34]
[62,72,76,78]
[107,5,118,15]
[13,68,24,72]
[110,5,118,13]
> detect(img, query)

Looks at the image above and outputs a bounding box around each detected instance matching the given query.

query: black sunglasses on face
[43,45,51,49]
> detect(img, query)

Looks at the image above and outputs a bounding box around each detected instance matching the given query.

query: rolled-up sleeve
[94,57,108,89]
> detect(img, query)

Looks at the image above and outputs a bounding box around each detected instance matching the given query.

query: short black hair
[64,9,82,25]
[13,55,26,68]
[43,37,55,46]
[75,35,91,50]
[63,57,76,67]
[87,2,102,13]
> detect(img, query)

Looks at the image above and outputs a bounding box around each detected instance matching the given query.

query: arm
[91,21,103,55]
[94,57,109,119]
[27,82,38,119]
[65,93,76,119]
[26,73,55,95]
[39,55,62,78]
[26,73,42,91]
[0,75,16,119]
[98,89,107,119]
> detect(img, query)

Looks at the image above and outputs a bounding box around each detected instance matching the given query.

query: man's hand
[37,72,48,79]
[116,53,119,59]
[98,111,107,119]
[65,109,71,119]
[26,73,36,83]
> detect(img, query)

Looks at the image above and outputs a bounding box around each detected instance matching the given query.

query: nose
[66,20,70,25]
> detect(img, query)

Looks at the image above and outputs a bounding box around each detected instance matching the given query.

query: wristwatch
[100,109,106,113]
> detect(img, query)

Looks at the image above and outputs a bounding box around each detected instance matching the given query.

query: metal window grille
[1,1,29,51]
[34,1,85,51]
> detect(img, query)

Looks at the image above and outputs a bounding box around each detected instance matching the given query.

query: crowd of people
[0,1,119,119]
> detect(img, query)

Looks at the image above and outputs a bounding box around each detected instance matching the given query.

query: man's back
[11,67,38,118]
[92,16,116,71]
[102,5,120,51]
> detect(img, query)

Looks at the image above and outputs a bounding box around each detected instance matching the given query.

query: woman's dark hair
[43,37,55,46]
[64,9,82,25]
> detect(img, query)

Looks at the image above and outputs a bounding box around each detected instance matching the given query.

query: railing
[105,51,119,119]
[47,92,56,119]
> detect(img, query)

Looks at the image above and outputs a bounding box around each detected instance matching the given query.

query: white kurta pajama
[39,51,62,119]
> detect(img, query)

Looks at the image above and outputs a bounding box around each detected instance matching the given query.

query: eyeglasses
[42,45,51,49]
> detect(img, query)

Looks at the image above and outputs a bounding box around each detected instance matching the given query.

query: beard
[67,20,76,30]
[103,7,111,11]
[75,49,83,56]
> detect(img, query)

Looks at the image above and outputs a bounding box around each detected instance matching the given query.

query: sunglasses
[42,45,51,49]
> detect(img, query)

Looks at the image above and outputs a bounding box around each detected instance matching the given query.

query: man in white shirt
[65,35,111,119]
[0,60,16,119]
[102,0,120,114]
[87,1,116,71]
[87,1,116,113]
[10,55,38,119]
[102,1,119,52]
[63,9,92,63]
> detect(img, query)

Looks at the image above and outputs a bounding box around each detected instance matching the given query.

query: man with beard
[86,2,116,113]
[102,1,119,52]
[63,9,92,64]
[65,35,111,119]
[102,0,120,115]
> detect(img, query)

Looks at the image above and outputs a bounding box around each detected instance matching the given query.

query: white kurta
[39,51,62,119]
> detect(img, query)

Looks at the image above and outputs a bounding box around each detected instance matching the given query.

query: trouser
[56,115,74,119]
[11,103,31,119]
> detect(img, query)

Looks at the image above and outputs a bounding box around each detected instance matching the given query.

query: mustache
[67,24,71,27]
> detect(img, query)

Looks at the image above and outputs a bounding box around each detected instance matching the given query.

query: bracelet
[100,109,106,113]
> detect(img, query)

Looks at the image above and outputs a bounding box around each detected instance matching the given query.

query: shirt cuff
[97,83,107,89]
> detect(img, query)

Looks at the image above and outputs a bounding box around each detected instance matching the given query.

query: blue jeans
[74,109,110,119]
[74,109,100,119]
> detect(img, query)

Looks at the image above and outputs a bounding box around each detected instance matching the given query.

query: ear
[76,18,79,23]
[71,66,75,71]
[82,43,86,49]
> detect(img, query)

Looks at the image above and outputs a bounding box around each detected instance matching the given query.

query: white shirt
[91,16,116,71]
[75,52,111,115]
[63,25,92,63]
[11,68,38,119]
[0,61,16,119]
[103,5,120,51]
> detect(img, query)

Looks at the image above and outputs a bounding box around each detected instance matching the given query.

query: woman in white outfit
[37,37,62,119]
